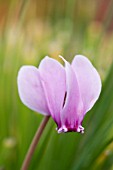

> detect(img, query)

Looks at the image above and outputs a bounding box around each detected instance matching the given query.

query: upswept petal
[39,56,66,127]
[72,55,102,113]
[17,66,50,115]
[59,56,83,131]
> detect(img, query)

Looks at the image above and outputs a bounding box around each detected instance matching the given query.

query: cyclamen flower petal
[17,66,50,115]
[59,56,84,133]
[17,55,102,134]
[39,56,66,128]
[72,55,102,113]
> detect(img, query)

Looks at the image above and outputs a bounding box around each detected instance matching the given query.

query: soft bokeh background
[0,0,113,169]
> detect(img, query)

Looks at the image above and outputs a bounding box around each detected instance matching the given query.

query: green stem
[21,116,50,170]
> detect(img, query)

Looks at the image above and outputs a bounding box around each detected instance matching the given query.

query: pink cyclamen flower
[17,55,101,133]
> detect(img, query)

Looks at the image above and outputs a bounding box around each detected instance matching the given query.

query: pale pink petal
[17,66,50,115]
[39,56,66,127]
[72,55,102,113]
[59,56,83,130]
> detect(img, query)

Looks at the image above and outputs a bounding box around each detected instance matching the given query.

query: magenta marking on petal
[57,123,84,134]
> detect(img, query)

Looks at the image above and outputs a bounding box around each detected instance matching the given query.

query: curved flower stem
[21,116,50,170]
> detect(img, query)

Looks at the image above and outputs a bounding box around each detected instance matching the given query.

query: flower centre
[57,125,84,134]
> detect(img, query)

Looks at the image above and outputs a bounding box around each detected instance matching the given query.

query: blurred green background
[0,0,113,169]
